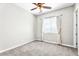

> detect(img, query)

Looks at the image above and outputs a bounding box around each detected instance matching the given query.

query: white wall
[36,6,74,47]
[0,3,36,51]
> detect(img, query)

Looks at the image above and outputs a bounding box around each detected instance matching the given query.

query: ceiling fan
[31,3,52,12]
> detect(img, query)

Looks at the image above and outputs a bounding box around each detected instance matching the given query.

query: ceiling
[15,3,74,16]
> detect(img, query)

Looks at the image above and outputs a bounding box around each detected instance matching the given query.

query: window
[42,17,58,33]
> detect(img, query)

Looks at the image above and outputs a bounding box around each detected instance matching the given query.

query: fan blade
[32,3,38,6]
[43,6,51,9]
[31,7,37,11]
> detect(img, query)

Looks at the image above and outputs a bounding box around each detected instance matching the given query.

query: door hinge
[75,33,77,36]
[76,24,77,26]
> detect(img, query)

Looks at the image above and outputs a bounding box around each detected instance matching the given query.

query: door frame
[73,8,78,48]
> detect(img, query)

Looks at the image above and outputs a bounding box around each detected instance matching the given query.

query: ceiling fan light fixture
[30,3,52,12]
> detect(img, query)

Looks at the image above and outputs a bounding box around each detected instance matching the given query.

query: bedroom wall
[36,6,74,47]
[0,3,36,51]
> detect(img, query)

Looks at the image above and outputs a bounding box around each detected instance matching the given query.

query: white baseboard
[0,39,75,54]
[37,40,75,48]
[61,43,74,48]
[50,42,74,48]
[0,40,34,53]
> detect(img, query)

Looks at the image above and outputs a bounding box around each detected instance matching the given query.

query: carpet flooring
[0,40,78,56]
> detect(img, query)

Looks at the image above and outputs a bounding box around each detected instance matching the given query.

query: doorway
[41,16,62,44]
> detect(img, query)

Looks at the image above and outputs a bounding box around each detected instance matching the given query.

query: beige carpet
[0,40,78,56]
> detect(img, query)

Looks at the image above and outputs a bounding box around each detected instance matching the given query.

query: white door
[42,16,62,44]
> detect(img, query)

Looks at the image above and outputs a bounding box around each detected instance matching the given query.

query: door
[42,16,62,44]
